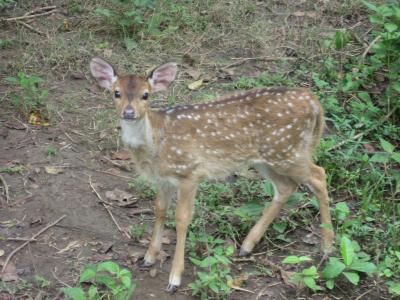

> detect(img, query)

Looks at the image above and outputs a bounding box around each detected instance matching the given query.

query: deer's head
[90,58,177,121]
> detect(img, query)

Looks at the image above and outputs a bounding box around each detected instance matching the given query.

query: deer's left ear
[148,62,177,93]
[90,57,118,91]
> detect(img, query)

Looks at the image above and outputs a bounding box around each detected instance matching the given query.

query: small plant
[322,236,376,289]
[282,256,322,292]
[130,215,148,240]
[46,145,57,156]
[61,261,135,300]
[5,72,49,120]
[34,275,52,289]
[0,165,24,174]
[188,234,234,300]
[127,176,156,199]
[379,250,400,296]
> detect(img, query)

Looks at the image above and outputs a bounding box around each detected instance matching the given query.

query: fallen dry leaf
[44,166,63,175]
[28,112,49,126]
[128,208,153,216]
[4,120,26,130]
[188,79,204,90]
[128,250,145,264]
[186,68,201,80]
[227,274,249,288]
[105,189,137,207]
[111,150,132,161]
[0,260,19,282]
[0,249,4,257]
[70,72,85,80]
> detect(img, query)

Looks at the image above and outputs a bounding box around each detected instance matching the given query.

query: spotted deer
[90,57,334,292]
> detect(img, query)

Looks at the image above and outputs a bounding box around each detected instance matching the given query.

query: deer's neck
[120,110,165,152]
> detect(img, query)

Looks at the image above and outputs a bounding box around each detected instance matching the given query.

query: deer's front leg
[167,180,198,292]
[142,183,175,267]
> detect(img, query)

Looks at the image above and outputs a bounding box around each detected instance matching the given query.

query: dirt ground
[0,1,390,299]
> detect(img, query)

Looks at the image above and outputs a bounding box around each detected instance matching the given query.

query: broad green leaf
[388,281,400,295]
[392,153,400,163]
[335,30,351,50]
[303,277,322,292]
[79,266,96,282]
[322,258,345,279]
[380,138,395,153]
[121,274,132,289]
[97,261,119,274]
[358,92,371,102]
[341,236,355,266]
[61,287,85,300]
[96,275,117,290]
[343,272,359,285]
[349,261,377,275]
[369,153,389,164]
[385,23,398,33]
[335,202,350,221]
[124,38,137,51]
[326,279,335,289]
[225,245,234,256]
[362,1,378,12]
[94,8,113,17]
[302,266,317,276]
[273,221,287,233]
[282,256,312,264]
[88,286,98,299]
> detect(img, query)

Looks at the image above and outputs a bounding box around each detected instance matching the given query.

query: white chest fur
[120,118,152,149]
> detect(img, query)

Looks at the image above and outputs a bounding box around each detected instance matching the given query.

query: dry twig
[4,7,57,22]
[18,21,48,37]
[2,237,37,242]
[1,215,66,273]
[0,175,10,204]
[362,35,381,59]
[88,175,130,239]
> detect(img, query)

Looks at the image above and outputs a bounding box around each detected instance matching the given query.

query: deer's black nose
[123,106,135,120]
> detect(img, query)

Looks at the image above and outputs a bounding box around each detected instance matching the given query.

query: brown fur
[91,60,334,291]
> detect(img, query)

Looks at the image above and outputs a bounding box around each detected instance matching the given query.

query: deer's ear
[90,57,117,90]
[148,62,177,93]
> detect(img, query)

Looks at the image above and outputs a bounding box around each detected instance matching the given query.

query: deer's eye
[114,90,121,98]
[142,92,149,100]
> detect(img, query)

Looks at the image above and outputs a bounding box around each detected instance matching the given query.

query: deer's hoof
[238,248,251,257]
[138,258,154,269]
[166,283,179,293]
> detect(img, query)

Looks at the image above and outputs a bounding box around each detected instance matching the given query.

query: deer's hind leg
[284,162,334,253]
[240,164,298,256]
[303,163,334,253]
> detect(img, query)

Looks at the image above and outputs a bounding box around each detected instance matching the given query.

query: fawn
[90,57,334,292]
